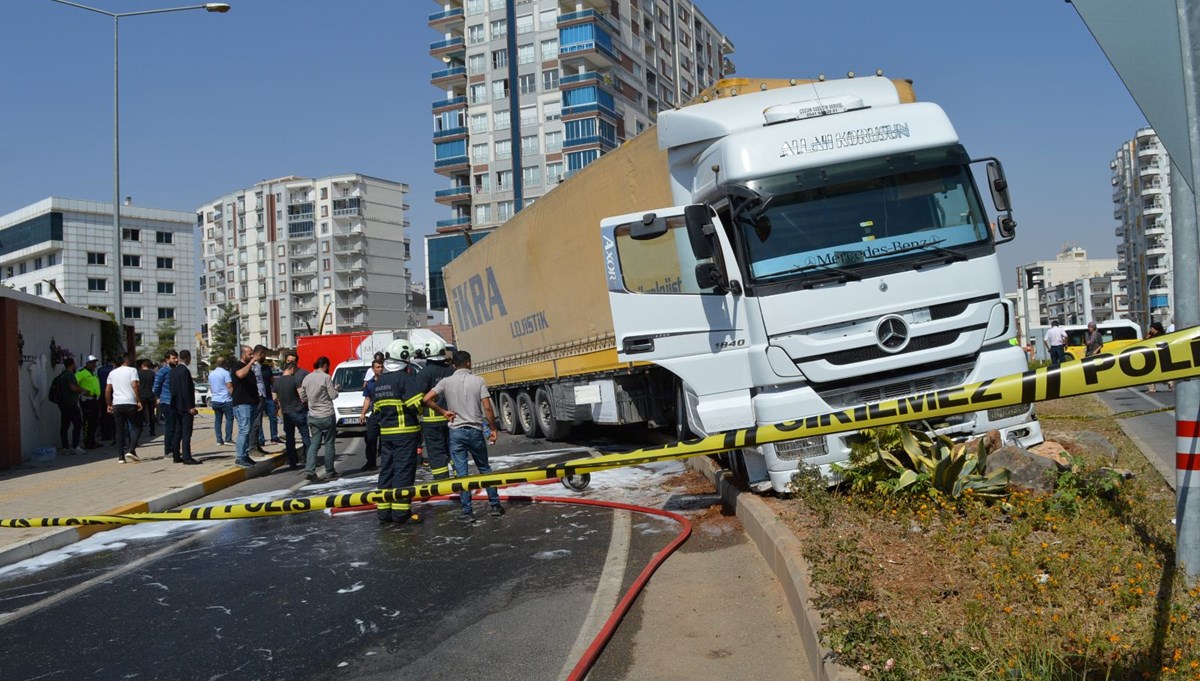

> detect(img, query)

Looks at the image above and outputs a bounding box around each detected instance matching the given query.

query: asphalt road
[1093,384,1178,486]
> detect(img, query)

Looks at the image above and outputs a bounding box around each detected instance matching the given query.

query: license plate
[342,417,361,425]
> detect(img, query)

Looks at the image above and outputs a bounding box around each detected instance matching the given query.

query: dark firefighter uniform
[372,363,426,524]
[418,358,456,480]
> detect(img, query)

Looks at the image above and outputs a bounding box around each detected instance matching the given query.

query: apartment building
[1014,245,1121,346]
[0,197,198,351]
[425,0,733,310]
[197,174,411,350]
[1112,127,1175,326]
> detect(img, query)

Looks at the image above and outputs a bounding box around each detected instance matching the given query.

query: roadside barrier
[6,326,1200,528]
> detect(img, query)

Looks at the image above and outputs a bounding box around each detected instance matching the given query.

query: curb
[0,453,286,569]
[687,455,862,681]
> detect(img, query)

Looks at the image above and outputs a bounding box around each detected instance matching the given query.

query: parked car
[194,383,210,407]
[330,359,372,434]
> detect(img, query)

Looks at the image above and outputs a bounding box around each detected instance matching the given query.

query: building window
[490,18,506,40]
[474,203,491,223]
[520,105,538,127]
[491,49,508,70]
[155,231,173,244]
[541,39,558,62]
[521,134,539,154]
[122,228,140,241]
[157,281,175,294]
[516,14,533,34]
[471,142,490,163]
[517,43,535,65]
[543,98,561,120]
[323,277,331,289]
[474,173,491,193]
[34,257,43,270]
[518,73,536,95]
[470,113,489,134]
[321,241,330,253]
[19,262,27,275]
[494,110,510,130]
[498,200,514,221]
[523,165,542,187]
[467,23,485,45]
[123,254,141,267]
[547,161,565,182]
[278,262,287,275]
[34,283,43,296]
[157,257,174,269]
[157,307,175,320]
[495,139,512,160]
[320,187,328,200]
[496,169,513,190]
[545,130,562,152]
[320,222,329,235]
[48,253,58,266]
[469,83,487,104]
[123,280,141,293]
[492,78,509,100]
[134,333,144,346]
[124,306,142,320]
[323,258,332,271]
[467,53,486,74]
[87,252,107,265]
[539,8,555,29]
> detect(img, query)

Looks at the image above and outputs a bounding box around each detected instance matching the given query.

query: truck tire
[498,391,521,435]
[535,387,572,441]
[516,391,540,438]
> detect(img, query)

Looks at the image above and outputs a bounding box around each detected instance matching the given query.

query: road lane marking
[557,509,631,681]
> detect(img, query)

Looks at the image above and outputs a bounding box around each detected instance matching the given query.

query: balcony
[1146,221,1168,237]
[338,292,366,308]
[334,241,365,255]
[1140,162,1162,177]
[435,185,472,205]
[289,245,317,259]
[335,256,366,271]
[432,125,468,141]
[559,24,618,69]
[291,280,315,293]
[1147,240,1168,256]
[333,221,365,237]
[428,7,464,28]
[335,275,365,291]
[432,95,467,111]
[429,36,465,59]
[332,197,361,218]
[1148,262,1170,276]
[291,295,316,311]
[1114,224,1125,238]
[431,66,467,87]
[558,9,620,35]
[287,222,315,240]
[1140,181,1164,196]
[436,216,471,230]
[337,311,367,328]
[1143,201,1166,216]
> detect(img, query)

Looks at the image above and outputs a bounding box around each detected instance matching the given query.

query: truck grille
[818,362,974,410]
[774,436,828,462]
[821,329,965,366]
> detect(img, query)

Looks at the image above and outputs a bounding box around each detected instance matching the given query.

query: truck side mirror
[684,204,715,260]
[986,161,1011,212]
[630,213,668,240]
[695,262,723,290]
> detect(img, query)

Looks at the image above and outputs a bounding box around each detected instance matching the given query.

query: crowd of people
[46,337,506,525]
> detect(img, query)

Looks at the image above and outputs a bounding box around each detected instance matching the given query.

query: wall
[1,288,106,467]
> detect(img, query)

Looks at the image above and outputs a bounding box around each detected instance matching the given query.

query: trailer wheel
[535,387,572,441]
[516,391,540,438]
[498,392,521,435]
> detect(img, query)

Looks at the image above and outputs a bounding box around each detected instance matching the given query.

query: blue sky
[0,0,1147,292]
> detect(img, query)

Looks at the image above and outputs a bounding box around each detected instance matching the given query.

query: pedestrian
[422,350,504,522]
[273,362,310,471]
[52,357,85,455]
[97,356,118,444]
[284,351,308,382]
[1148,322,1168,393]
[169,350,201,465]
[299,356,340,481]
[230,345,263,468]
[1083,321,1104,357]
[136,359,157,436]
[263,359,283,445]
[372,340,425,524]
[248,345,272,454]
[153,351,179,458]
[105,354,143,463]
[417,338,455,481]
[358,358,384,473]
[1043,320,1067,368]
[77,355,102,449]
[208,356,234,445]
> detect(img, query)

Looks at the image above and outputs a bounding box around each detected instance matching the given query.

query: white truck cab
[602,76,1042,491]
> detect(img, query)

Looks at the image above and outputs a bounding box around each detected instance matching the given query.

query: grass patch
[776,394,1200,679]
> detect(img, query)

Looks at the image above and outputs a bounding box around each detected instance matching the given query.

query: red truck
[294,331,371,372]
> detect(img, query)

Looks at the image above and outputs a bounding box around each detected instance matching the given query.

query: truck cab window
[614,216,711,294]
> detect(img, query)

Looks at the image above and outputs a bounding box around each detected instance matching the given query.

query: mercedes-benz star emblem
[875,315,910,353]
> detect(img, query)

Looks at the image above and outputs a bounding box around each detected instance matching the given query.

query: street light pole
[48,1,230,332]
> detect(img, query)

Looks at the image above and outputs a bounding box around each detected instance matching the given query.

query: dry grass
[770,395,1200,680]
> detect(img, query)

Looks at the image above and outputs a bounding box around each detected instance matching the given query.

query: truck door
[601,205,755,430]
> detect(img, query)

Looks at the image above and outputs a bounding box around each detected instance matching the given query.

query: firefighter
[373,339,425,525]
[417,338,455,481]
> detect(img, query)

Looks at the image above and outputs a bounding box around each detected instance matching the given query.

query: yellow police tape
[6,326,1200,528]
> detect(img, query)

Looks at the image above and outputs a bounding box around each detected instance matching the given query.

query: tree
[87,306,124,360]
[209,303,239,364]
[152,318,181,361]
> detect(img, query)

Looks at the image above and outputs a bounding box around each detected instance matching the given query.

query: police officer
[373,339,426,525]
[417,338,455,481]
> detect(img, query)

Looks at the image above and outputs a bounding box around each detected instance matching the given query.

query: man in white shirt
[105,354,143,464]
[1043,320,1068,368]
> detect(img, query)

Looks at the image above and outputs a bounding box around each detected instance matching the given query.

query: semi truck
[443,74,1044,492]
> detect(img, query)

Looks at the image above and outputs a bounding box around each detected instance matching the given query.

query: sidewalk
[0,411,286,568]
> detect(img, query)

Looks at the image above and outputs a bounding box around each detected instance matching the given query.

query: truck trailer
[443,75,1044,492]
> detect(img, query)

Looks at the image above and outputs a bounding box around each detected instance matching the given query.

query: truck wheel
[516,391,540,438]
[535,387,572,441]
[498,392,521,435]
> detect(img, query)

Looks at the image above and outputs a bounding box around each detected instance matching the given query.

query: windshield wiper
[908,241,969,269]
[770,261,863,287]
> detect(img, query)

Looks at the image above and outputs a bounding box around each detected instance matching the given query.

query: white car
[331,359,372,433]
[194,382,210,407]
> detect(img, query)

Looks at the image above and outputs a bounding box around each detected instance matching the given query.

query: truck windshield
[737,145,992,283]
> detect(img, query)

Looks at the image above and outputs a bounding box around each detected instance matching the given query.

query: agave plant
[843,425,1011,499]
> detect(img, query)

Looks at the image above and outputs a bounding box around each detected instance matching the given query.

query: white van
[330,359,373,433]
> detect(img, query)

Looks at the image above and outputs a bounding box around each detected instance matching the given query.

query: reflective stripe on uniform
[375,395,425,434]
[430,466,449,477]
